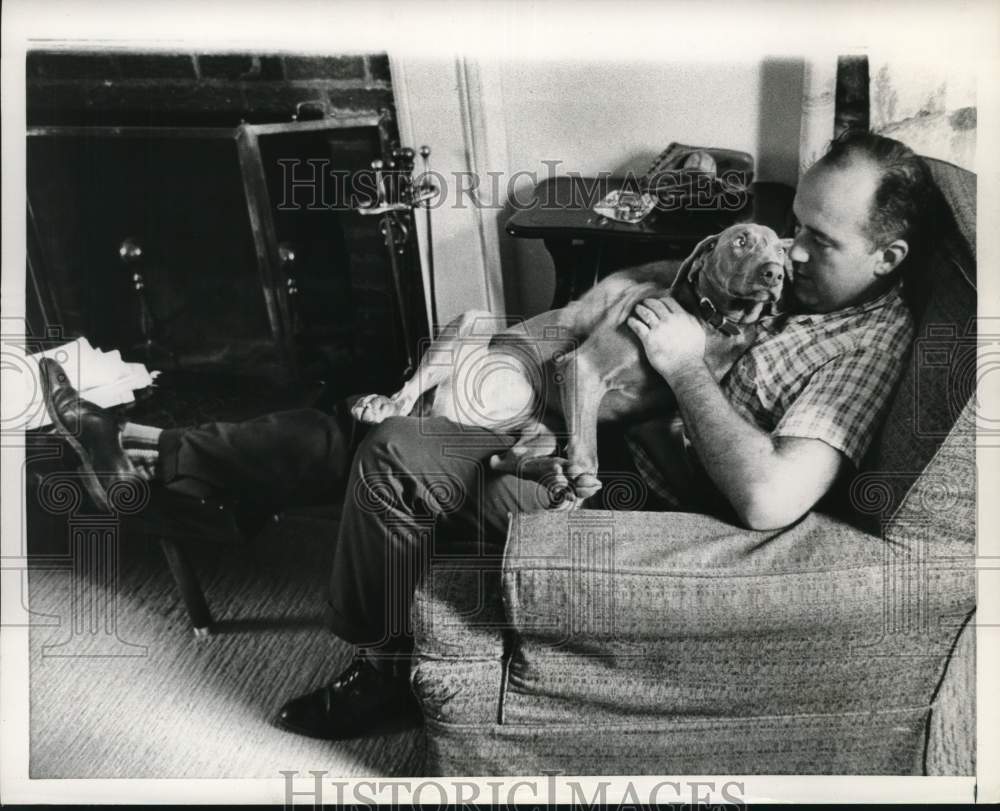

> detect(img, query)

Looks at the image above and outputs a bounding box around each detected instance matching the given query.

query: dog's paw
[350,394,410,424]
[490,454,597,509]
[566,466,603,501]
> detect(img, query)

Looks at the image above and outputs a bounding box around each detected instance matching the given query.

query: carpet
[27,510,425,778]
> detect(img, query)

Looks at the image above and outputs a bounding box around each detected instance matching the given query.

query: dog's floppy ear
[676,232,720,286]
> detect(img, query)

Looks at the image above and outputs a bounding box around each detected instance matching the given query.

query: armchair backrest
[848,157,977,535]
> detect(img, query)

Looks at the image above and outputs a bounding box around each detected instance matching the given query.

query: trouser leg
[155,408,352,511]
[325,416,563,656]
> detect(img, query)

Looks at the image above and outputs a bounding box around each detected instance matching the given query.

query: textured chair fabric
[411,158,977,776]
[926,613,976,775]
[849,157,977,535]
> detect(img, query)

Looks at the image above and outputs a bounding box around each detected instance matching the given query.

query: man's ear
[875,239,909,276]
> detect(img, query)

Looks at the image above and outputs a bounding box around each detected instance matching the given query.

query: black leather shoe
[39,358,138,512]
[274,656,421,740]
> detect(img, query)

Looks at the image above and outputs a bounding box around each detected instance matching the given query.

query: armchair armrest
[497,508,974,723]
[502,509,972,647]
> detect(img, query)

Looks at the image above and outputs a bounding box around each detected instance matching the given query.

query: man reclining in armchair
[40,130,934,740]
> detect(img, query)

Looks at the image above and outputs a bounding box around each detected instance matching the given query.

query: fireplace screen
[26,115,429,395]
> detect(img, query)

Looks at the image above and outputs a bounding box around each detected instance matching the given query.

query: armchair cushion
[500,508,973,717]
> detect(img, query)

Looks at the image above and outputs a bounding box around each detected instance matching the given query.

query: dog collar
[698,296,743,336]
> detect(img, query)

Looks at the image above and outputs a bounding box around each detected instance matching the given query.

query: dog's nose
[760,266,784,285]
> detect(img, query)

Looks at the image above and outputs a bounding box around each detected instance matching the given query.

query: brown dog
[353,222,787,502]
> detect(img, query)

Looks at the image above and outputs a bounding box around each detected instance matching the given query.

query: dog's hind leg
[488,419,559,473]
[488,421,580,510]
[352,309,503,423]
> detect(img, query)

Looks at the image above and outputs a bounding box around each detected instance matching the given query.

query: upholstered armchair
[408,156,977,775]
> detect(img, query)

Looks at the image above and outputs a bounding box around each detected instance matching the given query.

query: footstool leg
[158,536,212,636]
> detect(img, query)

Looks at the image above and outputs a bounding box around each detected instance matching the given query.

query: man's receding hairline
[813,131,930,262]
[803,156,881,244]
[812,149,881,182]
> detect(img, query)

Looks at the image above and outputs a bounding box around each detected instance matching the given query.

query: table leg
[158,536,212,636]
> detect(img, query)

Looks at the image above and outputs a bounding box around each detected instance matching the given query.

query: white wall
[393,57,805,323]
[495,58,805,316]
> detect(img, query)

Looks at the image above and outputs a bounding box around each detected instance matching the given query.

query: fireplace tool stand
[118,237,179,369]
[357,144,438,379]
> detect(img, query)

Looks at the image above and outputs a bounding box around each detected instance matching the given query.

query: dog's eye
[734,234,748,248]
[776,244,784,255]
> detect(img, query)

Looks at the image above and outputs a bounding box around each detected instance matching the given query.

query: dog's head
[677,223,787,321]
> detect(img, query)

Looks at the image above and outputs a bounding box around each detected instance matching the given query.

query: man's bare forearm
[666,359,778,518]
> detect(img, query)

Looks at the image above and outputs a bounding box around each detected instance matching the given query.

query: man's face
[788,158,889,313]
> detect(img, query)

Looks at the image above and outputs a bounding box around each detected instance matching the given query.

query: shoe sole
[272,705,422,741]
[40,368,115,512]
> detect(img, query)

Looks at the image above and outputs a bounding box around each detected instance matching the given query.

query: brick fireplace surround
[28,51,395,126]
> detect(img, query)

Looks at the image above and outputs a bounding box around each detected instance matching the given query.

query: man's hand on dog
[627,295,707,380]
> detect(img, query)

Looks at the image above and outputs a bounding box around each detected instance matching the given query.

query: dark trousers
[157,409,661,656]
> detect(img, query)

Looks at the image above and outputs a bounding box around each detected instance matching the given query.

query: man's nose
[789,238,809,264]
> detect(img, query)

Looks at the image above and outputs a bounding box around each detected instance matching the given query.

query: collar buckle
[699,296,742,337]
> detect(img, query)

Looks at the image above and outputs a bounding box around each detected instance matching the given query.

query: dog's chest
[702,323,757,381]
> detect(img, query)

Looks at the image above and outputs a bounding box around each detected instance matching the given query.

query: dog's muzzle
[758,262,785,299]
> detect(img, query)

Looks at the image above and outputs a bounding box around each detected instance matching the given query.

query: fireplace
[25,50,429,398]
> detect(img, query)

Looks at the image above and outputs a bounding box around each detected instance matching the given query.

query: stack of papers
[18,337,159,431]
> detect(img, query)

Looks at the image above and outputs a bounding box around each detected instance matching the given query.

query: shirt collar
[761,283,904,331]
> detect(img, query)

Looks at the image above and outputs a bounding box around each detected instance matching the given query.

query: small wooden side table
[505,177,795,308]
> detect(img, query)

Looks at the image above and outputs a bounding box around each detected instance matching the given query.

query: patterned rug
[27,510,425,778]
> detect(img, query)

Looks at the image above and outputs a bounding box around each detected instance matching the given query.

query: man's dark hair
[819,129,938,260]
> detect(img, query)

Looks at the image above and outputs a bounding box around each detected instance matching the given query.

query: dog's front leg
[556,348,609,502]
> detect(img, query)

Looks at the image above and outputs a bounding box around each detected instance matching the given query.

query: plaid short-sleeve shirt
[629,283,915,505]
